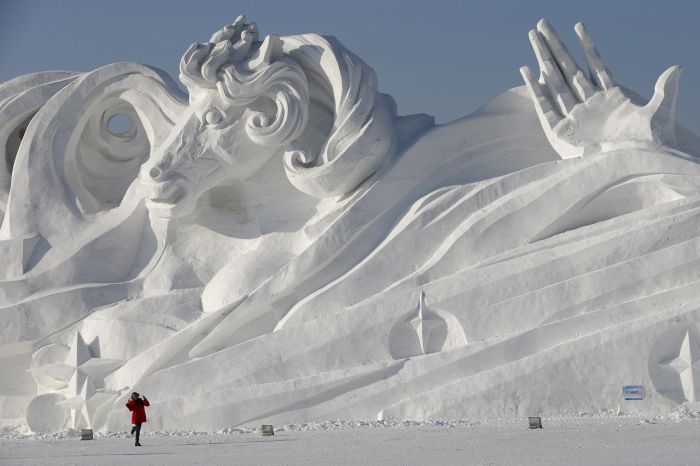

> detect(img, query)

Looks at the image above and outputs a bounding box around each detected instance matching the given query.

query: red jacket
[126,397,150,424]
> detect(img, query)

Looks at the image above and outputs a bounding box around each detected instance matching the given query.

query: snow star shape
[409,292,444,355]
[660,330,700,402]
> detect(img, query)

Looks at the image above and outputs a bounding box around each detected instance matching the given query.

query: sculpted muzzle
[140,115,204,218]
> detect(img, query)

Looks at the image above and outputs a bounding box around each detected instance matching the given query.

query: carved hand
[520,19,681,159]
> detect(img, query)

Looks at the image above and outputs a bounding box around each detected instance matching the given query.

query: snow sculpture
[408,292,446,355]
[520,20,681,158]
[27,331,123,430]
[142,16,398,218]
[649,325,700,403]
[389,292,467,358]
[2,16,700,432]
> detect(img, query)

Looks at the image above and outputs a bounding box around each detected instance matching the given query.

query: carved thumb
[644,65,681,145]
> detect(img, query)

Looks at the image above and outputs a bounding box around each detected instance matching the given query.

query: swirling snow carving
[2,15,700,433]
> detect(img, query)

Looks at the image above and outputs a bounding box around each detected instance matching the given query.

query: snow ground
[1,415,699,465]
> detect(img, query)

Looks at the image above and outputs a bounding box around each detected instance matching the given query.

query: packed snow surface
[2,414,700,465]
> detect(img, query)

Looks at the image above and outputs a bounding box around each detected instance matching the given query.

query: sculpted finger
[645,65,682,144]
[574,22,615,90]
[536,19,595,101]
[529,29,577,114]
[520,66,562,129]
[209,15,247,43]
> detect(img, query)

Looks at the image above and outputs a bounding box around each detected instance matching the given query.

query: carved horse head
[141,15,397,218]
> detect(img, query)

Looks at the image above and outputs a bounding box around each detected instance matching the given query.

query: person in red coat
[125,392,150,446]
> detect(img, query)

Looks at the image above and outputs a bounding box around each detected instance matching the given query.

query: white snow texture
[1,16,700,433]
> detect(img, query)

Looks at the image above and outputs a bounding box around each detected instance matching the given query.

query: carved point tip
[519,66,531,79]
[657,65,682,91]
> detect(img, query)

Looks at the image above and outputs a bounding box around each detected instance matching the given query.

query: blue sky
[2,0,699,131]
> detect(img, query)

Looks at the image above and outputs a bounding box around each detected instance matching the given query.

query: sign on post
[622,385,645,400]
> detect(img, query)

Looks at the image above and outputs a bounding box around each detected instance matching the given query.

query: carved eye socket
[203,108,223,126]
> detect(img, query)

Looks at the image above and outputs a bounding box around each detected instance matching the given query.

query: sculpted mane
[178,16,397,198]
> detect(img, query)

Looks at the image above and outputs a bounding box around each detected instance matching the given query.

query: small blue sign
[623,385,645,400]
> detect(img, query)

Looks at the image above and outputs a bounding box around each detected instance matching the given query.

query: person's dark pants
[133,423,142,445]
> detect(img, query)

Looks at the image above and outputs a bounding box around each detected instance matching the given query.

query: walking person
[126,392,150,446]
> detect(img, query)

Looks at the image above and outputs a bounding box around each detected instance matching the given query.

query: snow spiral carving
[178,16,397,198]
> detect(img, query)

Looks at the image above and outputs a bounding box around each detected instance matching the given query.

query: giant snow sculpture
[2,16,700,432]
